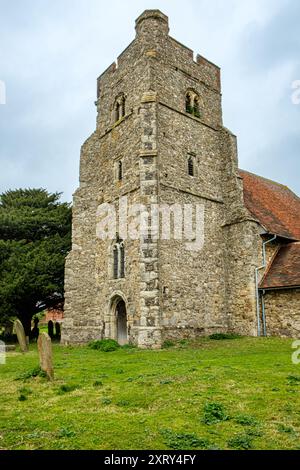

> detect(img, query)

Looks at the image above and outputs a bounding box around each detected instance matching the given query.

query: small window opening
[188,156,194,177]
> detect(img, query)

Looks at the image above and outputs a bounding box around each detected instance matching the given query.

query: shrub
[88,339,120,352]
[203,402,229,425]
[162,340,175,349]
[228,434,253,450]
[209,333,240,341]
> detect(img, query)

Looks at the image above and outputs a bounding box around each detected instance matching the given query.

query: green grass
[0,337,299,450]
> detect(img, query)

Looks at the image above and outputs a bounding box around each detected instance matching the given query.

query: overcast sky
[0,0,299,202]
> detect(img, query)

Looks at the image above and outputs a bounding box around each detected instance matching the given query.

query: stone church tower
[62,10,266,348]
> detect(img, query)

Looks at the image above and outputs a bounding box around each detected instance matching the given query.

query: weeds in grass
[235,414,259,426]
[203,402,229,425]
[18,394,27,401]
[101,397,112,405]
[160,429,210,450]
[287,375,300,386]
[57,427,76,438]
[245,428,264,438]
[93,380,103,387]
[121,343,137,350]
[228,434,253,450]
[89,339,120,352]
[160,379,173,385]
[116,400,130,407]
[57,384,79,394]
[15,366,47,381]
[277,424,296,435]
[209,333,241,341]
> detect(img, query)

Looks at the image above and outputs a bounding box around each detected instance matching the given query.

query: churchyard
[0,336,299,450]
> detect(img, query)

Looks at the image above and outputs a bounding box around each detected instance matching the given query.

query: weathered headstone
[0,340,6,364]
[55,322,61,340]
[14,319,29,353]
[37,333,54,381]
[48,320,54,339]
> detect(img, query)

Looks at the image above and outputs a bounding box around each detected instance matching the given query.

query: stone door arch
[108,293,128,345]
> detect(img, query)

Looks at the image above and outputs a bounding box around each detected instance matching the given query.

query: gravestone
[14,319,29,353]
[48,320,54,339]
[37,333,54,381]
[55,322,61,340]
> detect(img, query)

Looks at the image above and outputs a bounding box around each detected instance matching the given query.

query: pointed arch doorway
[116,299,127,345]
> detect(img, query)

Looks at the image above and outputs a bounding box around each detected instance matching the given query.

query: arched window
[121,96,126,118]
[186,93,192,114]
[193,97,201,118]
[112,237,125,279]
[188,155,195,177]
[115,102,120,122]
[185,91,201,118]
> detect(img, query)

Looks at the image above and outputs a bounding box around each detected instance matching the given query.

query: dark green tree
[0,189,72,336]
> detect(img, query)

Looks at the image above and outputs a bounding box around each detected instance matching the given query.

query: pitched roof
[239,170,300,240]
[259,242,300,289]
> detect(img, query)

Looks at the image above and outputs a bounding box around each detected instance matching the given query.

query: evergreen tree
[0,189,71,335]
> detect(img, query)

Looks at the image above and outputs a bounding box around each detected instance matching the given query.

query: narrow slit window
[118,160,123,181]
[115,102,120,122]
[121,97,125,118]
[188,156,194,176]
[112,238,125,279]
[113,246,119,279]
[120,243,125,278]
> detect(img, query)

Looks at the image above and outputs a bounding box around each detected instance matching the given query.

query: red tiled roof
[259,242,300,289]
[239,170,300,240]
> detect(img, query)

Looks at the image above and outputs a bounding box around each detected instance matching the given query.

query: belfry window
[185,91,201,119]
[114,94,126,123]
[113,237,125,279]
[115,102,120,122]
[186,92,192,114]
[193,97,201,118]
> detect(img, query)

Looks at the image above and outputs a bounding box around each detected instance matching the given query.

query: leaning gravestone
[38,333,54,381]
[14,319,29,353]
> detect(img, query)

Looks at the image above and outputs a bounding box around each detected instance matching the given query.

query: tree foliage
[0,189,71,334]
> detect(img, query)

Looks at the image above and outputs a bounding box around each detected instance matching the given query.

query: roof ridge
[239,169,291,190]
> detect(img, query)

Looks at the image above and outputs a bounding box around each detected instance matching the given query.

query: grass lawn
[0,337,300,450]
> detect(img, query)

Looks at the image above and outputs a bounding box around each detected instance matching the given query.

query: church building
[62,10,300,348]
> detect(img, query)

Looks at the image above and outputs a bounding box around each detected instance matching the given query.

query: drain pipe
[255,235,277,336]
